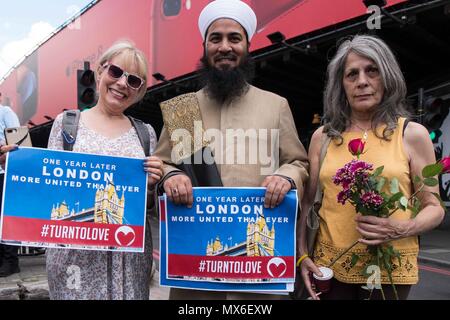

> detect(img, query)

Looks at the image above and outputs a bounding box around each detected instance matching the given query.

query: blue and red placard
[159,196,295,292]
[160,187,297,291]
[0,147,148,252]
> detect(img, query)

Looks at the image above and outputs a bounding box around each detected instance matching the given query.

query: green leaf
[414,176,422,184]
[361,264,374,277]
[383,253,392,271]
[422,163,443,178]
[390,178,400,194]
[351,253,360,268]
[361,265,369,276]
[393,249,402,267]
[377,247,383,258]
[399,196,408,210]
[413,175,422,185]
[358,206,372,216]
[387,203,396,210]
[389,192,404,203]
[373,166,384,177]
[423,177,438,187]
[355,204,363,214]
[376,177,386,193]
[411,199,422,218]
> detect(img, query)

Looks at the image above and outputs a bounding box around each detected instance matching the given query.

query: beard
[198,53,255,105]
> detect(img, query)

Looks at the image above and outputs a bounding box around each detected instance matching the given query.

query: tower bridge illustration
[50,181,127,224]
[206,211,276,257]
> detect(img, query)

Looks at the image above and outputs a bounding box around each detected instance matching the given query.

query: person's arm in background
[356,122,445,245]
[4,107,20,128]
[0,107,22,169]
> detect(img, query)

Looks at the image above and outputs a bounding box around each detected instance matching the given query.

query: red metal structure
[0,0,405,126]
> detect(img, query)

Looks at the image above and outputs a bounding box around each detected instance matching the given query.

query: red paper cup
[313,267,334,294]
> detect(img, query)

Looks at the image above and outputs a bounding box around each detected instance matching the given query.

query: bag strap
[127,115,151,157]
[15,132,30,146]
[62,110,81,151]
[61,110,151,156]
[313,133,332,204]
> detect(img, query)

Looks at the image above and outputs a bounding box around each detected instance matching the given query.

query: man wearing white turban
[154,0,309,300]
[198,0,257,42]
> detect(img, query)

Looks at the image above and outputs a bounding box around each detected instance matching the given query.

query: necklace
[352,122,370,141]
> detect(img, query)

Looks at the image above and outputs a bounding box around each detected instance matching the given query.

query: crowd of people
[0,0,445,300]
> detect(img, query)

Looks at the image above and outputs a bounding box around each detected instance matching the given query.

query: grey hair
[96,40,148,103]
[323,35,410,143]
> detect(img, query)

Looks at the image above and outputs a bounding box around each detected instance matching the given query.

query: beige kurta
[155,85,308,191]
[154,85,309,299]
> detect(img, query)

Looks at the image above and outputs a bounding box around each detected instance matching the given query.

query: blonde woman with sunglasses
[46,40,163,300]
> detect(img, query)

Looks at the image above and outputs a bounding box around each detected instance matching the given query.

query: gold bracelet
[296,254,309,267]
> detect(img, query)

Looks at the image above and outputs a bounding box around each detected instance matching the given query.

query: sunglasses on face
[103,64,144,90]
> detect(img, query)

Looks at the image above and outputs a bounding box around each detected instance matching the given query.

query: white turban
[198,0,257,41]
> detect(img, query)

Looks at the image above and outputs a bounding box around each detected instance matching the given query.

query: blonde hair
[96,40,148,102]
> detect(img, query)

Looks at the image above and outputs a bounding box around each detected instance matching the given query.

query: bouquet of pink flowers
[331,138,449,299]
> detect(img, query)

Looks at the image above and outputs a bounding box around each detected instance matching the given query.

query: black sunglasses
[104,64,144,90]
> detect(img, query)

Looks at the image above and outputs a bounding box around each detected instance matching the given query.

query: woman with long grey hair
[297,35,444,300]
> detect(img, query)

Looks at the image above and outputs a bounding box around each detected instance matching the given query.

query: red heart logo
[117,232,135,246]
[115,227,136,246]
[267,258,288,278]
[269,263,286,278]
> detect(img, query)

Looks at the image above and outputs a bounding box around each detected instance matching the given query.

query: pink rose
[440,156,450,174]
[348,138,365,157]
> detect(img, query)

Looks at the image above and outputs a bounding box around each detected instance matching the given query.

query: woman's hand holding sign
[143,156,164,186]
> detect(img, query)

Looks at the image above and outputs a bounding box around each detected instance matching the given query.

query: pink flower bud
[440,156,450,174]
[348,138,365,156]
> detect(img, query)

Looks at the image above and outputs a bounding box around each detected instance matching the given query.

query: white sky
[0,0,93,80]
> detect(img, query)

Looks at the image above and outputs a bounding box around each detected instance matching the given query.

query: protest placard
[160,187,297,291]
[0,147,148,252]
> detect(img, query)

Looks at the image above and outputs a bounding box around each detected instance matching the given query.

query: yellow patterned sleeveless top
[313,117,419,284]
